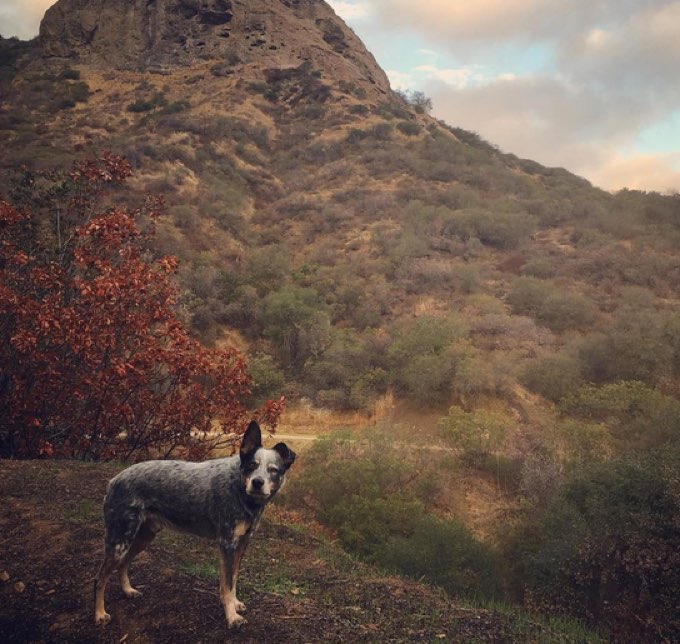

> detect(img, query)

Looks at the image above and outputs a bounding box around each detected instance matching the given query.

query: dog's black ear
[240,421,262,459]
[273,442,296,470]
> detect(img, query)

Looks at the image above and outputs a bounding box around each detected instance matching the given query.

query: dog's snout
[251,477,264,490]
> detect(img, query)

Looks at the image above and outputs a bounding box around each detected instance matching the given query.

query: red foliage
[0,154,283,460]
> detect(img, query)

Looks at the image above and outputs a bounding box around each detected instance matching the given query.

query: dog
[94,420,295,629]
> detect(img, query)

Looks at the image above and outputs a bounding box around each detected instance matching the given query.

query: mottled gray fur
[93,421,295,630]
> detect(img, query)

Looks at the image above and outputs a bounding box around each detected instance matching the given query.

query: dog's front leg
[232,533,251,614]
[218,546,246,629]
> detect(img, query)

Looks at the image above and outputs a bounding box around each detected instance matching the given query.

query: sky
[2,0,680,193]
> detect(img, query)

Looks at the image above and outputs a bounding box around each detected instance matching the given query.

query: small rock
[0,570,10,582]
[14,581,26,593]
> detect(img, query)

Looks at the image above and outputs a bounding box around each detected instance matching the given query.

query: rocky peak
[39,0,390,97]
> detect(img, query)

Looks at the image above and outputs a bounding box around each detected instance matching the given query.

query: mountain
[1,0,679,419]
[39,0,390,95]
[2,3,680,639]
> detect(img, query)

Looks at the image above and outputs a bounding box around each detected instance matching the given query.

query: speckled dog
[94,421,295,629]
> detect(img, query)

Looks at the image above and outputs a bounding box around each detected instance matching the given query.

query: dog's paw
[235,599,246,613]
[227,614,247,630]
[95,611,111,626]
[123,588,142,599]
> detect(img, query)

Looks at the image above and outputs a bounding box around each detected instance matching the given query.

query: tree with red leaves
[0,154,283,460]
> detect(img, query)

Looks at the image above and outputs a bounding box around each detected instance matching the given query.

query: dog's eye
[245,461,259,472]
[268,465,282,475]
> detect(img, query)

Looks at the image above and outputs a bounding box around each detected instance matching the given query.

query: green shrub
[246,352,285,405]
[127,92,167,113]
[396,121,422,136]
[304,329,389,410]
[345,128,367,144]
[382,515,499,598]
[369,122,393,140]
[58,98,76,110]
[127,99,155,113]
[263,285,330,368]
[59,68,80,80]
[439,406,508,466]
[558,381,680,454]
[348,104,369,115]
[515,449,680,640]
[387,315,468,403]
[69,81,90,103]
[520,352,584,402]
[576,304,673,385]
[508,277,596,333]
[288,431,500,600]
[442,209,537,249]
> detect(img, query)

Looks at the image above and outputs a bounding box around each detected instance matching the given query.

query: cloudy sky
[327,0,680,193]
[3,0,680,192]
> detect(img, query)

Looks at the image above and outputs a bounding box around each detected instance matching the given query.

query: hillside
[2,2,679,425]
[0,459,600,643]
[1,2,679,639]
[1,3,679,418]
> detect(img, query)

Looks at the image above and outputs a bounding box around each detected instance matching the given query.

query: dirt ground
[1,459,590,643]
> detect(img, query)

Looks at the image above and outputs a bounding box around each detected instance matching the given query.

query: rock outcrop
[39,0,390,96]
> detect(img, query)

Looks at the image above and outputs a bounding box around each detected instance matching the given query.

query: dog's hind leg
[94,506,143,625]
[94,549,119,625]
[119,521,156,598]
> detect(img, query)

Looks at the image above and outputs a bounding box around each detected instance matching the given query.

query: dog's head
[239,420,296,504]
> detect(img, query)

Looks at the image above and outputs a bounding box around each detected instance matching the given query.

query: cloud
[372,0,666,49]
[414,65,482,89]
[0,0,55,40]
[587,152,680,193]
[328,1,373,22]
[386,69,414,91]
[424,72,671,188]
[362,0,680,191]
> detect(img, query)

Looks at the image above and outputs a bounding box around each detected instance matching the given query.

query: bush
[516,450,680,640]
[262,285,329,368]
[288,431,500,599]
[246,352,286,406]
[520,352,584,402]
[382,515,499,598]
[127,99,155,113]
[387,315,468,403]
[303,329,389,410]
[443,209,537,250]
[348,104,369,115]
[345,128,367,144]
[396,121,422,136]
[127,92,167,114]
[69,81,90,103]
[576,304,673,385]
[0,156,281,460]
[508,277,596,333]
[439,406,508,466]
[558,381,680,454]
[59,68,80,80]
